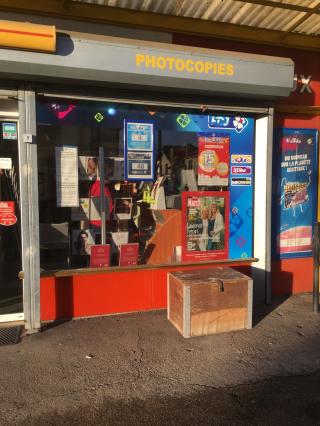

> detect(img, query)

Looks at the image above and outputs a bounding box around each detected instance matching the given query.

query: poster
[0,201,17,226]
[78,156,99,180]
[2,122,17,140]
[126,152,153,180]
[55,146,79,207]
[275,128,318,258]
[181,191,229,261]
[125,121,154,181]
[198,133,229,186]
[72,229,95,256]
[90,244,110,268]
[126,122,153,151]
[119,243,139,266]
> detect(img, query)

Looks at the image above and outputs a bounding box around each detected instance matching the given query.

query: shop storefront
[0,25,294,331]
[172,33,320,296]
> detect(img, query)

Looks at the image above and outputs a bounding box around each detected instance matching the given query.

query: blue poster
[125,120,155,181]
[127,152,153,180]
[274,128,318,259]
[126,122,153,151]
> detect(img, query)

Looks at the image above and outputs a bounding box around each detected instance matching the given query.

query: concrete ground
[0,293,320,425]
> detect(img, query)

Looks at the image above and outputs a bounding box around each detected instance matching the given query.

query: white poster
[55,146,79,207]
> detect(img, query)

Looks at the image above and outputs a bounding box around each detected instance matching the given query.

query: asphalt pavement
[0,293,320,425]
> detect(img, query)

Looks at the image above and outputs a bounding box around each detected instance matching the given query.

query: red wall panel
[40,262,252,321]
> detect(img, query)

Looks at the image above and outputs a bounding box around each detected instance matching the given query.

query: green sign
[2,122,17,140]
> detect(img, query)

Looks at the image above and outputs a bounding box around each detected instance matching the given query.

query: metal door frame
[0,112,24,323]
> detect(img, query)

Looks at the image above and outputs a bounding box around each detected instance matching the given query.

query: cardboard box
[167,267,252,338]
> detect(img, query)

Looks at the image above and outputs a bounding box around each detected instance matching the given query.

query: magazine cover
[78,156,99,180]
[181,191,229,261]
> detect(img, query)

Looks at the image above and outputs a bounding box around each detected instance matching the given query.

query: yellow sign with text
[136,54,234,76]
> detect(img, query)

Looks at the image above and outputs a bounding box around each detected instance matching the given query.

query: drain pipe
[312,222,320,313]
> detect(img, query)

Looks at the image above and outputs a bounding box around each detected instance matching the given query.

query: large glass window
[37,98,255,271]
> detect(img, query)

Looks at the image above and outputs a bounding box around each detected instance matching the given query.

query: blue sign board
[125,120,154,181]
[126,122,153,151]
[208,115,248,133]
[273,128,318,259]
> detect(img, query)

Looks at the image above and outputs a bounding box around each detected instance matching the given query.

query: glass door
[0,118,23,319]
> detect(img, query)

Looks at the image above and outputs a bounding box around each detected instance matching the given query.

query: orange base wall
[272,258,313,296]
[40,263,252,322]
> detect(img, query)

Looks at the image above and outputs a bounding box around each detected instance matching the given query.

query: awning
[0,32,294,98]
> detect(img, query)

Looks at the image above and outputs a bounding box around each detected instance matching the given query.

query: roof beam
[0,0,319,51]
[280,2,320,39]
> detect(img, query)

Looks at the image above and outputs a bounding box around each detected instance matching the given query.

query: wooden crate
[167,267,253,338]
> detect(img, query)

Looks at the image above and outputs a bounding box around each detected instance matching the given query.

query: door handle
[18,271,24,280]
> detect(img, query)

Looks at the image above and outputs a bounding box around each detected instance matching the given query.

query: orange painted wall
[40,263,252,321]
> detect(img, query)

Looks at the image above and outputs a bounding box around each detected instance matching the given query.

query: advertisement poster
[119,243,139,266]
[72,229,95,256]
[181,191,229,261]
[0,201,17,226]
[125,121,154,181]
[275,128,318,258]
[78,156,99,180]
[55,146,79,207]
[126,122,153,151]
[198,133,229,186]
[2,122,17,140]
[90,244,110,268]
[126,152,153,180]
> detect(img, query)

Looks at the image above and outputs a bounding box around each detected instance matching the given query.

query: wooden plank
[191,307,248,336]
[167,274,184,335]
[41,257,258,277]
[183,285,191,338]
[190,280,248,313]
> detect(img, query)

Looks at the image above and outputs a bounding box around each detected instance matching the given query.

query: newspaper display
[181,191,229,261]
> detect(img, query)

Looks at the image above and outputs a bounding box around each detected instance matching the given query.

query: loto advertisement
[275,128,318,258]
[197,133,229,186]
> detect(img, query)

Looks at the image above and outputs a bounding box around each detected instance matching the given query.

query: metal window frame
[18,88,40,333]
[20,88,273,330]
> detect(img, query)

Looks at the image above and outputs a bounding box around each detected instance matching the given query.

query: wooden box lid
[168,267,250,288]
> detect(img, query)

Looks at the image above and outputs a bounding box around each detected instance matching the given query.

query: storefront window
[37,98,255,271]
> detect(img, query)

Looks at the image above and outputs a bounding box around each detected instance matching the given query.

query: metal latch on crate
[215,279,224,292]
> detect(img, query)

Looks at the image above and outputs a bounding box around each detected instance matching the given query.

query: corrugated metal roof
[72,0,320,36]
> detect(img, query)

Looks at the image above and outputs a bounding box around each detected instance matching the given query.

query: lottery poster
[274,128,318,259]
[197,133,229,186]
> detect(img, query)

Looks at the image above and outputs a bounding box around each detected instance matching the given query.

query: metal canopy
[0,0,319,51]
[0,33,294,98]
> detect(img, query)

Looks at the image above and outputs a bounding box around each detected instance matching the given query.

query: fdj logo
[208,115,248,133]
[176,113,191,128]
